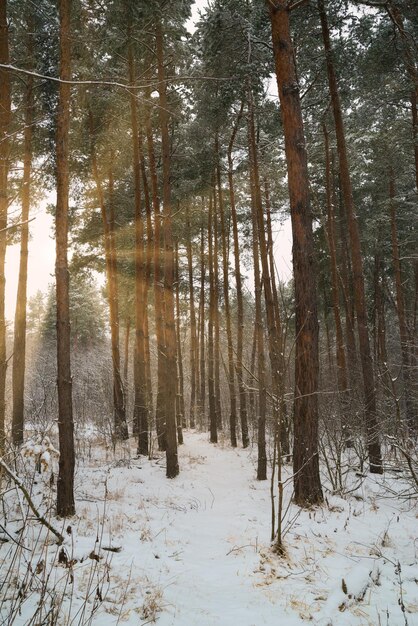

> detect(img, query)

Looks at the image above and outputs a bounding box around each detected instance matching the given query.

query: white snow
[1,431,417,625]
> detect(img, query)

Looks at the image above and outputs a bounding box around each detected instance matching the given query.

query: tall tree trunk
[156,18,179,478]
[175,241,184,444]
[123,315,131,385]
[228,104,249,447]
[247,88,286,472]
[56,0,75,517]
[0,0,10,459]
[108,161,127,437]
[145,87,166,451]
[264,177,289,456]
[216,136,237,447]
[249,150,267,481]
[199,219,206,422]
[389,171,416,431]
[186,206,197,428]
[269,0,323,505]
[323,122,351,443]
[90,133,127,441]
[336,171,358,387]
[128,37,147,452]
[212,186,222,429]
[207,195,217,443]
[319,0,382,473]
[12,47,33,446]
[138,116,153,420]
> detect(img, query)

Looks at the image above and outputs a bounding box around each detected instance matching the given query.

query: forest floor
[1,430,417,625]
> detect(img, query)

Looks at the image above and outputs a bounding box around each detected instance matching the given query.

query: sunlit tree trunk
[12,30,34,445]
[90,132,127,442]
[0,0,10,459]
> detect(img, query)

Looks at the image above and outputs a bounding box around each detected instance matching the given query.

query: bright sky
[5,0,292,322]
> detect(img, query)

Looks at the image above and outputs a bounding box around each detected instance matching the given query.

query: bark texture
[269,0,323,505]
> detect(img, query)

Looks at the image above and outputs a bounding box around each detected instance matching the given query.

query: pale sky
[5,0,292,322]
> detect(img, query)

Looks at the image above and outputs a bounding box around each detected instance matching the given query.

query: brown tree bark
[12,31,34,446]
[175,240,184,444]
[216,136,238,447]
[0,0,10,458]
[249,151,267,481]
[199,219,206,421]
[269,0,323,504]
[145,87,166,452]
[186,206,197,428]
[323,122,351,443]
[56,0,75,517]
[90,135,127,441]
[228,104,249,447]
[128,37,147,451]
[123,315,131,385]
[319,0,382,473]
[389,172,416,430]
[156,18,179,477]
[207,194,217,444]
[212,186,222,429]
[264,178,289,456]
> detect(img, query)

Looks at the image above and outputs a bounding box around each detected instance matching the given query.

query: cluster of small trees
[0,0,416,531]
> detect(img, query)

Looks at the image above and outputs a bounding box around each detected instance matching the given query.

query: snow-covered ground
[1,431,417,625]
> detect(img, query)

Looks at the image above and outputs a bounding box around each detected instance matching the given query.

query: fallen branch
[0,457,64,544]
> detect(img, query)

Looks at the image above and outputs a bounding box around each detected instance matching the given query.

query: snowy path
[73,432,417,625]
[2,431,417,625]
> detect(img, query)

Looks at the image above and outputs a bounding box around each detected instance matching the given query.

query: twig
[0,457,64,544]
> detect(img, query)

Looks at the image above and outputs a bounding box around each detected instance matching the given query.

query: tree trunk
[156,19,179,478]
[247,88,286,471]
[319,0,382,473]
[228,104,249,447]
[128,37,147,452]
[0,0,10,459]
[56,0,75,517]
[199,219,206,423]
[323,122,351,443]
[12,45,33,446]
[207,194,217,444]
[269,0,323,505]
[186,206,197,428]
[175,241,184,444]
[90,138,127,441]
[264,177,289,457]
[145,87,166,452]
[216,136,237,447]
[389,171,416,431]
[123,316,131,385]
[249,150,267,481]
[212,186,222,429]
